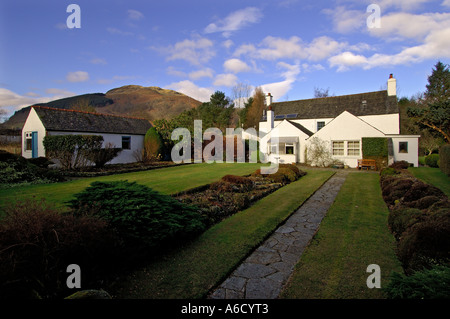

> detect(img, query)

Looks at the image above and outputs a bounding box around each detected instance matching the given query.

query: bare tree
[232,82,252,108]
[314,87,330,98]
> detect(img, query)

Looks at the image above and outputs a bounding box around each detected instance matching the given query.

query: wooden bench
[358,159,377,170]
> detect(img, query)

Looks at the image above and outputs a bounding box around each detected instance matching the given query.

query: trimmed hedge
[425,154,440,168]
[440,144,450,175]
[362,137,389,169]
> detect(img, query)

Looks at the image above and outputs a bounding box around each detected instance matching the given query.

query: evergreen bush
[385,265,450,299]
[68,181,206,254]
[425,154,440,167]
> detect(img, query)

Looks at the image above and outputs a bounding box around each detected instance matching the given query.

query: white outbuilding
[22,106,152,164]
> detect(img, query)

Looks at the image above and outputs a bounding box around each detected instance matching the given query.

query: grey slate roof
[286,120,314,136]
[33,106,151,135]
[269,90,398,120]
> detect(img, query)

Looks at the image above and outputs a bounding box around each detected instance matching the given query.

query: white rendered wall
[21,108,47,158]
[47,131,145,164]
[308,111,385,168]
[359,113,400,134]
[387,135,420,167]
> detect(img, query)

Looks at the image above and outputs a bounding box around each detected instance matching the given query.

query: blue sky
[1,0,449,119]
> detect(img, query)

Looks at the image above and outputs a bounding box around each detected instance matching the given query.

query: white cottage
[22,106,152,164]
[259,75,420,168]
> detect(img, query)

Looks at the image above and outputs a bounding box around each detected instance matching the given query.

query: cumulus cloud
[153,36,215,66]
[260,62,301,100]
[204,7,263,37]
[66,71,89,82]
[233,35,347,62]
[322,6,366,34]
[165,80,214,102]
[368,12,450,41]
[223,58,251,73]
[329,26,450,71]
[213,73,238,87]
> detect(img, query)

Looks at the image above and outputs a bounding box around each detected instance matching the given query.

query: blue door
[31,131,38,158]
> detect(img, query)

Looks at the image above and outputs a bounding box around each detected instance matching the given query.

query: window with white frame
[285,143,294,154]
[332,141,344,155]
[347,141,360,156]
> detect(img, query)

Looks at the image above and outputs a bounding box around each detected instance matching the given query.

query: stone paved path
[208,170,349,299]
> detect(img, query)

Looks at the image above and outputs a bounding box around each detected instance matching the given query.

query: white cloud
[322,6,366,34]
[127,9,144,21]
[189,68,214,80]
[0,88,76,117]
[222,39,234,49]
[260,62,301,100]
[368,12,450,41]
[306,36,348,61]
[204,7,263,37]
[213,73,238,87]
[234,35,347,62]
[166,80,214,102]
[329,26,450,71]
[328,52,368,71]
[223,58,251,73]
[443,0,450,7]
[66,71,89,83]
[153,36,215,66]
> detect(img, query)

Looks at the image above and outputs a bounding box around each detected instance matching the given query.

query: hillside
[0,85,201,130]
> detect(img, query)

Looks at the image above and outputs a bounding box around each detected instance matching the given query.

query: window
[285,143,294,154]
[25,132,32,151]
[269,144,278,154]
[347,141,360,156]
[399,142,408,153]
[317,121,325,131]
[332,141,344,155]
[122,136,131,150]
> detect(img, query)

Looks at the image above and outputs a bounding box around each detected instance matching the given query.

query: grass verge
[408,167,450,197]
[110,169,334,299]
[280,172,402,299]
[0,163,264,211]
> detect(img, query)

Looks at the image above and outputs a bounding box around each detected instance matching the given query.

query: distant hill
[1,85,201,130]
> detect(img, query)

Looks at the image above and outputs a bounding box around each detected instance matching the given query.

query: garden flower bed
[175,164,307,227]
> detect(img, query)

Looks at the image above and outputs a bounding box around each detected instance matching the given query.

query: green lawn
[280,173,402,299]
[111,169,334,299]
[0,163,264,211]
[408,167,450,197]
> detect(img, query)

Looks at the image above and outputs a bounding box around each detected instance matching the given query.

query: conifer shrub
[397,210,450,274]
[385,265,450,299]
[68,181,206,256]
